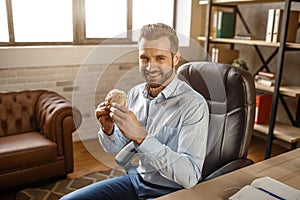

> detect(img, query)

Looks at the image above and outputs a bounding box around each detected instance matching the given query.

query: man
[61,23,209,200]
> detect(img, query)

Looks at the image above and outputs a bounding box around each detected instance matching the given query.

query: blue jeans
[60,170,179,200]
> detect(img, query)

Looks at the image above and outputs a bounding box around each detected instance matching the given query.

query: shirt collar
[160,75,178,99]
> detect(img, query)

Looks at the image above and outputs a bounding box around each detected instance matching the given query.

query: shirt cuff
[98,125,116,143]
[135,135,164,159]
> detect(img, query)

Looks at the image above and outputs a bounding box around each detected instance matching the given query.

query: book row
[265,9,299,43]
[211,9,299,43]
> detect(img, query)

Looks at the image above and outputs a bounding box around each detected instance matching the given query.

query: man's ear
[173,52,180,66]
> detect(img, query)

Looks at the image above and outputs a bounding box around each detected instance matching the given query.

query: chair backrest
[177,62,255,179]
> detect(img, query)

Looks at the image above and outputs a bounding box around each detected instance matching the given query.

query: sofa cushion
[0,91,43,137]
[0,132,57,172]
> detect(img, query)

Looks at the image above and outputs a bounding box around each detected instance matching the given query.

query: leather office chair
[177,62,255,181]
[115,62,256,182]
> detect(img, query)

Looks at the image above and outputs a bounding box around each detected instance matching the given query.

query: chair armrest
[115,141,137,171]
[203,158,254,182]
[35,91,82,172]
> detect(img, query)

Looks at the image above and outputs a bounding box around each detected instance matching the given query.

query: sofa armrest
[203,158,254,182]
[35,91,82,172]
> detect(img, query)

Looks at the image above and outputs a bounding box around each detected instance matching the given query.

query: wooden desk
[158,148,300,199]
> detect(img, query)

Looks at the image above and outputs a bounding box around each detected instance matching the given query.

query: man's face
[138,36,178,88]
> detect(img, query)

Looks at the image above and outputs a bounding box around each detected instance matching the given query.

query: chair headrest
[177,62,254,114]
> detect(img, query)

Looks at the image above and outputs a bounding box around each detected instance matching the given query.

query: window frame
[0,0,177,46]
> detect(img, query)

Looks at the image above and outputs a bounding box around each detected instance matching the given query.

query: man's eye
[141,59,148,63]
[140,57,148,62]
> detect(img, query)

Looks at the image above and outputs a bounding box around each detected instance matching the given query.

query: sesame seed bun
[105,89,128,108]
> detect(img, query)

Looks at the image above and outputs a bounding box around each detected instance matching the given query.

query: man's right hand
[95,102,114,135]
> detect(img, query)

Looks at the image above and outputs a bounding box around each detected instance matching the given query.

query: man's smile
[145,71,161,79]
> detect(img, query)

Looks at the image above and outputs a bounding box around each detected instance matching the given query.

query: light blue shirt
[98,75,209,189]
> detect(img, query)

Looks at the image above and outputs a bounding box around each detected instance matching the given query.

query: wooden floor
[246,135,288,163]
[68,139,113,179]
[68,135,289,179]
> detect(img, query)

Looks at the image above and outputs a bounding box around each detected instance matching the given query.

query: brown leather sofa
[0,90,81,195]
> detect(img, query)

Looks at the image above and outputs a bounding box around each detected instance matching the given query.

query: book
[211,9,219,38]
[211,48,239,64]
[229,176,300,200]
[255,75,275,86]
[258,71,276,79]
[234,34,255,40]
[265,9,275,42]
[255,91,272,124]
[272,9,300,43]
[211,47,217,62]
[255,78,275,86]
[217,11,235,38]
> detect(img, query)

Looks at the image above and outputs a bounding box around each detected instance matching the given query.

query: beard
[142,68,174,88]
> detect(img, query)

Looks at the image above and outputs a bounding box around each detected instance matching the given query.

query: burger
[105,89,128,108]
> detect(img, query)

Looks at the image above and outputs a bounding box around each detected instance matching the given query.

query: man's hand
[95,102,114,135]
[110,102,147,144]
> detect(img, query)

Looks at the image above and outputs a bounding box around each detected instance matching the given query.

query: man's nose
[145,61,158,71]
[145,62,151,71]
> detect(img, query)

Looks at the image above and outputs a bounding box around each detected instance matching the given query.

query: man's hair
[138,23,179,54]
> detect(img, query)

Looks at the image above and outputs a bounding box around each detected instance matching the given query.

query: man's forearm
[98,126,129,153]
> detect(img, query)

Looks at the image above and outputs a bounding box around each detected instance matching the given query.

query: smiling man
[61,23,209,200]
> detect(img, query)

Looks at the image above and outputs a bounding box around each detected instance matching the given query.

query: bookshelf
[198,0,300,159]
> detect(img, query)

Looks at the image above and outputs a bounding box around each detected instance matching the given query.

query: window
[0,0,9,42]
[0,0,191,46]
[85,0,127,39]
[11,0,73,42]
[132,0,174,41]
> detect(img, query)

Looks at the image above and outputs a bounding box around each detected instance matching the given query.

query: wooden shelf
[286,42,300,49]
[255,82,300,98]
[254,122,300,143]
[199,0,284,5]
[197,36,300,49]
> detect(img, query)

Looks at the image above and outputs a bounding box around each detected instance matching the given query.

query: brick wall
[0,65,78,100]
[0,63,141,141]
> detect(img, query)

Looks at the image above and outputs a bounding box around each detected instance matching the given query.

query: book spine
[212,10,218,38]
[255,93,272,124]
[265,9,275,42]
[217,11,223,38]
[272,9,282,43]
[211,48,216,62]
